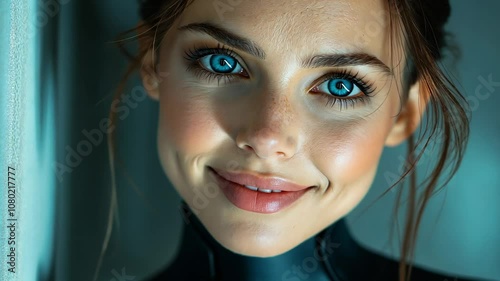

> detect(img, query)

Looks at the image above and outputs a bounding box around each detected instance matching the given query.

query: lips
[209,167,314,214]
[210,167,312,192]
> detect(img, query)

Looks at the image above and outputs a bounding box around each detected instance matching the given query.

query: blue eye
[183,44,249,84]
[316,78,361,97]
[199,54,245,74]
[184,45,376,110]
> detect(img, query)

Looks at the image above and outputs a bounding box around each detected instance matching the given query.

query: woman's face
[144,0,419,257]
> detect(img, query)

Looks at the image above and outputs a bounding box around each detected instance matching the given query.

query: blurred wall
[53,0,500,280]
[0,1,56,281]
[51,1,182,280]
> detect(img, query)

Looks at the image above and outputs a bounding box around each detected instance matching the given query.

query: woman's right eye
[199,54,246,75]
[184,45,250,84]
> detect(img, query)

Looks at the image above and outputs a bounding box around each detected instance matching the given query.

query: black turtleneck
[146,201,487,281]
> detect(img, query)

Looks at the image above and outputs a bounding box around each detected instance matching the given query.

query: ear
[137,21,160,101]
[385,81,429,147]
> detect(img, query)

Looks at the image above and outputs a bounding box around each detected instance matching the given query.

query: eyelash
[183,43,377,110]
[183,43,243,84]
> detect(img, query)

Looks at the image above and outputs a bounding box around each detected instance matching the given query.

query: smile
[208,167,314,214]
[242,185,282,193]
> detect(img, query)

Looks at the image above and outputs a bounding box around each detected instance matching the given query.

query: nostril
[242,144,253,151]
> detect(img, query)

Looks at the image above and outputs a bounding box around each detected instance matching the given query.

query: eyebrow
[178,22,393,76]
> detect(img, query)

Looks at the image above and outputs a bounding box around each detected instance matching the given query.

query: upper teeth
[244,185,282,193]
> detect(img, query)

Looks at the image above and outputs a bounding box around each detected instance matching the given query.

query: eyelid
[183,46,375,110]
[309,70,376,97]
[187,43,252,76]
[185,44,376,96]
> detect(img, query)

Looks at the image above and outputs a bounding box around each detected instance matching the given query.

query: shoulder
[325,219,490,281]
[335,247,480,281]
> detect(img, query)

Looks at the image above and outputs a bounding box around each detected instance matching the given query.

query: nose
[235,95,300,160]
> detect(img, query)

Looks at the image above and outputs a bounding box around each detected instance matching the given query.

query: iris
[209,55,237,73]
[328,79,354,97]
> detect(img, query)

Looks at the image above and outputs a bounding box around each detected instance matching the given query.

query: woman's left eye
[312,78,362,98]
[184,45,375,109]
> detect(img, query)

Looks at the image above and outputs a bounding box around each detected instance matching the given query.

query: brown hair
[99,1,469,280]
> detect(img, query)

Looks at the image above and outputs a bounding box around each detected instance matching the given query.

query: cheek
[157,83,221,155]
[312,117,392,191]
[155,34,223,156]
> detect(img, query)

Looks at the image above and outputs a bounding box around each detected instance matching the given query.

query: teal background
[0,1,56,281]
[0,0,498,281]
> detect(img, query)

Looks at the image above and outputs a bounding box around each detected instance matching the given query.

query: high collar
[149,201,481,281]
[157,201,354,281]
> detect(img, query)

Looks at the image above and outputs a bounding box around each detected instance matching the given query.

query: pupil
[211,55,235,73]
[328,79,353,97]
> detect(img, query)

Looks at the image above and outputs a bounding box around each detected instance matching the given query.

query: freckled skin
[145,0,418,257]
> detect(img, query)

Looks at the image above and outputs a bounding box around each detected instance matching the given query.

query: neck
[166,201,348,281]
[153,202,462,281]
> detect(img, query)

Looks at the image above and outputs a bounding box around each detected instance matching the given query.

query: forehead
[178,0,395,66]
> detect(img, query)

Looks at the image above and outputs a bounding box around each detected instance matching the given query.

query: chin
[204,219,301,258]
[220,237,297,258]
